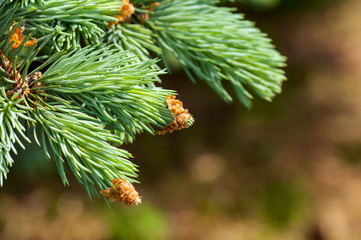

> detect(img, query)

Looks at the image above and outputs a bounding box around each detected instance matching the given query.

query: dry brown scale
[1,25,45,106]
[137,2,160,24]
[0,51,22,83]
[156,93,193,135]
[8,24,36,49]
[99,178,142,206]
[108,1,160,26]
[108,0,136,27]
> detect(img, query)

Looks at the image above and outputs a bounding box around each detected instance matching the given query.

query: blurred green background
[2,0,361,239]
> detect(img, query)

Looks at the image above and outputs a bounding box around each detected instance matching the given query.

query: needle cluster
[0,0,286,203]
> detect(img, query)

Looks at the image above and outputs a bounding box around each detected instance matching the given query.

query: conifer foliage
[0,0,286,204]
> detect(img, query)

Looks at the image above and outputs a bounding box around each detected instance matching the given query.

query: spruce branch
[37,45,173,142]
[0,17,176,200]
[1,0,44,7]
[147,0,286,107]
[0,89,34,186]
[33,103,137,199]
[0,0,287,204]
[3,0,122,51]
[103,23,161,61]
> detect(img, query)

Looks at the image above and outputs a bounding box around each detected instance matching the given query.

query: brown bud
[100,179,142,206]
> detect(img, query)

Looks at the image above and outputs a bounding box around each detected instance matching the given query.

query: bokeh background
[2,0,361,239]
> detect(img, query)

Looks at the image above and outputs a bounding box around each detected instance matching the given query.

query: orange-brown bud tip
[100,179,142,206]
[8,24,36,49]
[156,93,194,135]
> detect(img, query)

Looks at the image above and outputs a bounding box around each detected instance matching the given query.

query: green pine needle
[33,103,137,199]
[0,0,287,202]
[0,17,173,198]
[103,23,162,61]
[38,45,173,142]
[6,0,122,51]
[0,89,34,186]
[148,0,286,107]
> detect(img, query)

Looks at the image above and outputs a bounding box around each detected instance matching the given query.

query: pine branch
[0,15,174,199]
[1,0,44,7]
[37,45,173,142]
[32,103,137,199]
[103,23,161,61]
[0,0,287,203]
[4,0,122,51]
[147,0,286,107]
[0,89,34,186]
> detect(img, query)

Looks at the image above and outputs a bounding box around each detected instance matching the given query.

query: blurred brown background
[2,0,361,239]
